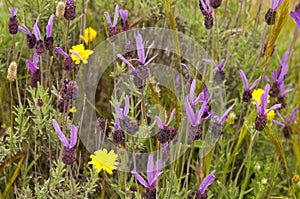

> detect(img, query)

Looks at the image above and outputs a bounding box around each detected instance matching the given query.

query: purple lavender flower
[274,106,298,138]
[33,15,46,55]
[181,62,199,91]
[18,25,37,49]
[131,155,162,198]
[265,0,283,25]
[56,47,81,71]
[269,48,290,98]
[117,34,158,89]
[203,52,230,83]
[64,0,76,21]
[52,119,78,165]
[59,79,79,100]
[113,118,125,144]
[212,103,235,137]
[277,81,292,108]
[105,5,119,38]
[116,95,139,134]
[196,170,216,199]
[239,70,261,102]
[26,50,40,88]
[199,0,214,29]
[254,84,281,131]
[185,98,211,140]
[188,78,210,106]
[44,14,55,50]
[290,9,300,30]
[156,109,177,144]
[8,7,19,34]
[120,9,130,31]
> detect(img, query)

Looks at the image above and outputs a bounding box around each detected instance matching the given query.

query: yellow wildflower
[80,27,97,44]
[265,109,275,122]
[70,44,93,64]
[1,123,6,129]
[69,107,76,113]
[293,174,300,183]
[251,88,270,105]
[88,149,119,174]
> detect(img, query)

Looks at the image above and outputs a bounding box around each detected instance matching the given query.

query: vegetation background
[0,0,300,198]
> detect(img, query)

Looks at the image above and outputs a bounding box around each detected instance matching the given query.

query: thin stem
[65,20,71,52]
[40,56,43,87]
[68,165,77,199]
[184,142,194,194]
[9,81,14,182]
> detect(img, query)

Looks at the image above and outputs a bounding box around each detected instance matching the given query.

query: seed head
[7,61,17,81]
[56,2,66,18]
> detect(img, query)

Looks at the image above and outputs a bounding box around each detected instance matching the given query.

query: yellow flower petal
[69,44,94,65]
[88,149,119,174]
[266,109,275,122]
[80,27,97,44]
[251,88,270,105]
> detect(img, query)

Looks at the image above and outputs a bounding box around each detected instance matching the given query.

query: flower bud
[7,61,17,81]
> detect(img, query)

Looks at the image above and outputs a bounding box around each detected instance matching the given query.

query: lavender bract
[239,70,261,102]
[33,15,46,55]
[117,34,157,89]
[120,9,130,31]
[291,9,300,30]
[56,47,81,71]
[131,155,162,198]
[116,95,139,134]
[211,103,235,137]
[196,170,216,198]
[52,119,78,165]
[44,14,55,50]
[26,50,40,88]
[18,25,37,49]
[203,52,230,83]
[105,5,119,38]
[273,106,298,138]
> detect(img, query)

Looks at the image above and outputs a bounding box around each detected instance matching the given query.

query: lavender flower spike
[46,14,55,38]
[131,154,162,188]
[198,170,216,194]
[52,119,78,149]
[155,109,176,129]
[265,0,283,25]
[290,9,300,30]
